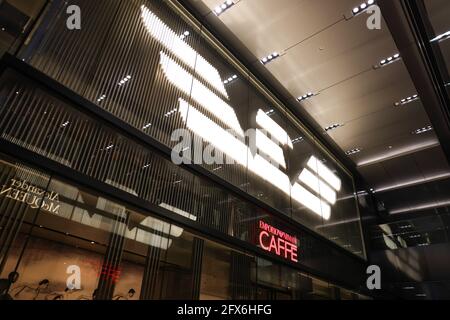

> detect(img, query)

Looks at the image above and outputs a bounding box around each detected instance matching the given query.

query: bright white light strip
[307,156,342,191]
[299,168,337,204]
[431,30,450,42]
[256,110,293,149]
[390,199,450,214]
[374,172,450,193]
[159,52,244,137]
[291,183,331,220]
[357,139,440,167]
[141,6,228,99]
[160,203,197,222]
[179,99,248,166]
[179,99,330,219]
[256,129,286,169]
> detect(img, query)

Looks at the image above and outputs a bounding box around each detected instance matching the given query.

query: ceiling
[183,0,450,217]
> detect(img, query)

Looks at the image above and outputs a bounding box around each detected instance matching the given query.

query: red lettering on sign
[258,221,298,263]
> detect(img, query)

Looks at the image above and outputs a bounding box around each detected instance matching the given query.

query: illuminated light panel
[260,52,280,65]
[352,0,376,16]
[159,52,244,137]
[431,30,450,43]
[223,74,238,84]
[412,125,433,135]
[291,183,331,220]
[141,6,228,99]
[346,148,361,156]
[325,123,344,132]
[378,53,401,67]
[297,92,315,102]
[178,99,331,219]
[307,156,342,191]
[299,168,337,204]
[394,94,419,106]
[255,129,287,169]
[214,0,234,16]
[256,110,293,149]
[178,99,248,166]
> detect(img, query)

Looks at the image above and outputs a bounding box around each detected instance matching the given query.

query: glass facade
[0,157,368,300]
[0,0,369,300]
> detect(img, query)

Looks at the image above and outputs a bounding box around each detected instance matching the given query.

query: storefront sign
[0,179,60,214]
[258,220,298,263]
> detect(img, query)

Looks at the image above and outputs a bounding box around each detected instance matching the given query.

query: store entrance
[256,285,293,300]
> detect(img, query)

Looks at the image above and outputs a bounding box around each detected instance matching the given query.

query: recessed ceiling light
[430,30,450,43]
[412,125,433,135]
[214,0,234,16]
[297,92,315,102]
[142,123,152,130]
[394,94,419,106]
[97,94,106,102]
[345,148,361,156]
[292,136,304,144]
[260,52,280,65]
[325,123,344,132]
[223,74,238,84]
[118,75,131,86]
[377,53,401,68]
[180,31,190,40]
[164,108,177,117]
[352,0,377,16]
[265,109,275,116]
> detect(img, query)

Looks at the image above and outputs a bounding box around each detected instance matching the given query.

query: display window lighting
[412,125,433,135]
[345,148,361,156]
[394,94,419,106]
[378,53,401,67]
[118,75,131,86]
[325,123,344,132]
[352,0,376,16]
[223,74,238,84]
[214,0,234,16]
[431,30,450,43]
[260,52,280,65]
[297,92,315,102]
